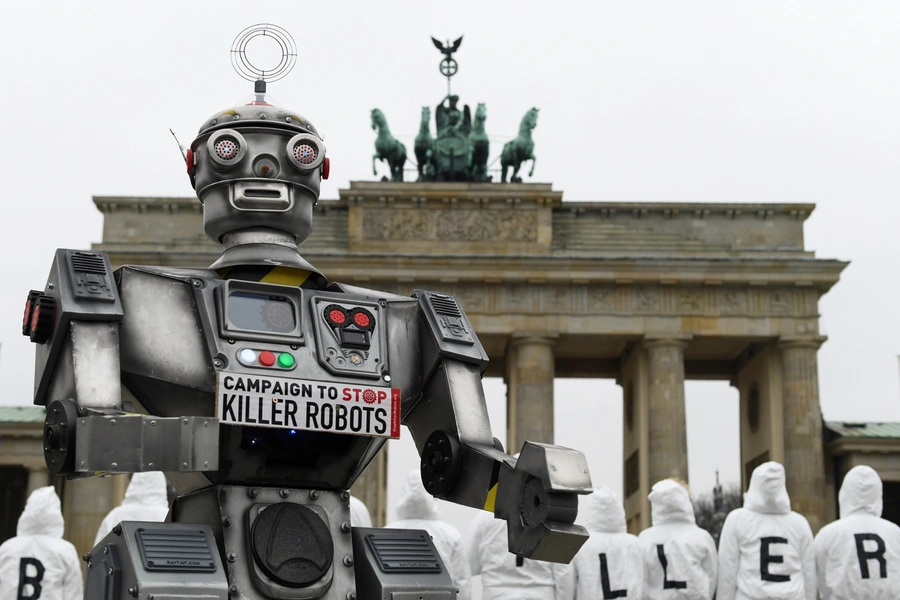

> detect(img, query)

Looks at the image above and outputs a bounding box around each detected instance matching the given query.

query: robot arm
[25,250,217,478]
[404,290,592,563]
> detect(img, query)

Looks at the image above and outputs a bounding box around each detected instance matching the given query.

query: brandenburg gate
[93,181,845,532]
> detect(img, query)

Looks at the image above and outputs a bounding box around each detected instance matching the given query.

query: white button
[239,349,257,364]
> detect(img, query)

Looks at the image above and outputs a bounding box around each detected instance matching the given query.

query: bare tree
[693,482,743,547]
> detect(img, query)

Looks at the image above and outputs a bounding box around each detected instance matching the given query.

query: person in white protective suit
[94,471,170,546]
[559,486,643,599]
[466,501,570,600]
[350,495,373,528]
[387,470,471,600]
[716,461,816,600]
[638,479,718,600]
[0,486,83,600]
[814,465,900,599]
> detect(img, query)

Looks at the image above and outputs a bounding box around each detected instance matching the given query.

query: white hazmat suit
[94,472,170,546]
[387,470,471,600]
[638,479,718,600]
[466,508,569,600]
[814,465,900,600]
[0,486,83,600]
[349,495,373,528]
[716,461,816,600]
[561,486,643,599]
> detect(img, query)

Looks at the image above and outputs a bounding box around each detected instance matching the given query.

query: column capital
[509,332,559,349]
[642,334,692,350]
[777,335,827,351]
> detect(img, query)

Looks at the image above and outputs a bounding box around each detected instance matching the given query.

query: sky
[1,0,899,549]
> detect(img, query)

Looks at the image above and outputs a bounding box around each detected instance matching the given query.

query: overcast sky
[2,1,899,542]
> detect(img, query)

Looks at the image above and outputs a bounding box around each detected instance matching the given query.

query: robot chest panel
[207,281,400,437]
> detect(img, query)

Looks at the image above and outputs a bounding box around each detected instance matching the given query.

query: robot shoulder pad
[412,289,488,367]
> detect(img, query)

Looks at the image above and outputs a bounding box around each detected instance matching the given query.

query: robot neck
[224,227,297,251]
[209,227,327,288]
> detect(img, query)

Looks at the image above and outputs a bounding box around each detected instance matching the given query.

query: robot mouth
[243,189,282,199]
[231,181,293,212]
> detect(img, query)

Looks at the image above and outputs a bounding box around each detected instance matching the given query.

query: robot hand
[493,442,592,563]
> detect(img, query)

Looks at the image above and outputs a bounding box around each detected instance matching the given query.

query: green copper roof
[826,422,900,439]
[0,406,45,423]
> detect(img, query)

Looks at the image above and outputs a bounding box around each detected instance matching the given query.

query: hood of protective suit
[582,486,627,533]
[396,470,440,521]
[17,486,64,538]
[122,472,169,508]
[744,461,791,514]
[649,479,696,525]
[839,465,883,518]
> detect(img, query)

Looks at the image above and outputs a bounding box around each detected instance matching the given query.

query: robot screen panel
[228,292,296,334]
[339,329,368,346]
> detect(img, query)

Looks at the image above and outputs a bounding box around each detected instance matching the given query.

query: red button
[259,351,276,366]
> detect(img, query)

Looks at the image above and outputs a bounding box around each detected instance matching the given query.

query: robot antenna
[230,23,297,95]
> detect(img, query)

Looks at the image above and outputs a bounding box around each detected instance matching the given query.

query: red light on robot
[31,305,42,332]
[322,157,330,180]
[23,290,43,336]
[353,311,370,328]
[186,149,195,174]
[323,305,349,327]
[28,295,56,344]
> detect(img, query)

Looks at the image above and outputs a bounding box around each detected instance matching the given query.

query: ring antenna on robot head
[230,23,297,98]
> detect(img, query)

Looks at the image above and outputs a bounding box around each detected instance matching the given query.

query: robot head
[187,100,329,245]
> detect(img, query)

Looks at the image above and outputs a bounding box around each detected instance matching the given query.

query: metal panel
[70,321,123,410]
[309,294,387,379]
[413,290,487,367]
[75,414,219,473]
[136,528,217,572]
[515,442,593,493]
[364,530,442,573]
[352,527,456,600]
[86,522,228,600]
[118,267,215,399]
[217,485,356,600]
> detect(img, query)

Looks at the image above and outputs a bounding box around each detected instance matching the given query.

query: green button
[277,353,295,368]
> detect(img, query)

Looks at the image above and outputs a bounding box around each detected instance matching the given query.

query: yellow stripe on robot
[483,482,499,512]
[259,266,311,287]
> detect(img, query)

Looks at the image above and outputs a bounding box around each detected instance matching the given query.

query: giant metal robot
[22,25,592,600]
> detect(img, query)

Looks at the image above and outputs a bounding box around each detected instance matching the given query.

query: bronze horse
[500,107,538,183]
[414,106,433,182]
[371,108,407,182]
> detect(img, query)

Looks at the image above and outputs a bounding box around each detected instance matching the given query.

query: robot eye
[293,143,317,165]
[285,133,325,173]
[214,137,239,160]
[207,129,247,168]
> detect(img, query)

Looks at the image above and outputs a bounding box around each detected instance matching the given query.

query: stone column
[62,477,119,561]
[25,467,50,497]
[644,338,689,486]
[350,445,388,527]
[506,334,557,453]
[779,337,827,532]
